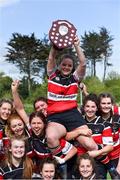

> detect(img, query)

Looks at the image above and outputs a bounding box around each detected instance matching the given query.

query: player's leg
[46,122,66,148]
[76,125,98,150]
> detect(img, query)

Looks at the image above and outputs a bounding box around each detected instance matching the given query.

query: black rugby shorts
[47,108,86,131]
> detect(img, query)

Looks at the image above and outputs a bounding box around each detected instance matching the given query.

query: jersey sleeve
[60,139,73,155]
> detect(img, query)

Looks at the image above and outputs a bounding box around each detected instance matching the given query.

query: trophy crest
[49,20,77,49]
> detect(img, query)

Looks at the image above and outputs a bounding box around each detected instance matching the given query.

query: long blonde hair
[5,136,33,179]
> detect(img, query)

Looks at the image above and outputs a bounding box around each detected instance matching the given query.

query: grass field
[107,173,111,180]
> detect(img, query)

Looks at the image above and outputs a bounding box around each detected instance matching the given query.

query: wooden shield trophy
[49,20,77,49]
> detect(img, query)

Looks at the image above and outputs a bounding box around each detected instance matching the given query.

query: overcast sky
[0,0,120,81]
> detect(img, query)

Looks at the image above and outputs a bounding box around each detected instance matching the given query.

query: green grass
[107,173,111,180]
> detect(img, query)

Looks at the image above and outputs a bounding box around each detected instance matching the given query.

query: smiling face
[30,116,45,136]
[0,102,12,120]
[10,118,25,137]
[84,100,97,120]
[100,97,112,115]
[35,100,47,116]
[59,58,73,76]
[79,159,93,179]
[10,139,25,159]
[41,163,55,180]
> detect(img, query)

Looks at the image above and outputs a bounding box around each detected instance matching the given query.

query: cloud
[0,0,20,7]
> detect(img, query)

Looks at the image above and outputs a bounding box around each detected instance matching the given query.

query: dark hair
[29,111,47,136]
[33,96,47,110]
[59,54,76,73]
[77,153,95,168]
[40,157,62,179]
[29,111,46,125]
[82,93,98,115]
[75,153,96,178]
[98,92,114,104]
[98,92,114,116]
[83,93,98,108]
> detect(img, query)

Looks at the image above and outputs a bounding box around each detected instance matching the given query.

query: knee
[84,137,98,150]
[87,138,98,150]
[77,136,98,151]
[46,132,59,146]
[87,143,98,151]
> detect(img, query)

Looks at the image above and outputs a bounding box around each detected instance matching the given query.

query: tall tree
[99,27,113,80]
[5,33,49,94]
[81,31,102,76]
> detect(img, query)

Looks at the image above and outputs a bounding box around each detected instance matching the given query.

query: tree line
[1,26,120,106]
[1,71,120,112]
[5,27,114,95]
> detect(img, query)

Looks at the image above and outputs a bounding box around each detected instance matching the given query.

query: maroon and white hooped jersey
[103,115,120,160]
[77,116,113,164]
[47,69,80,115]
[27,134,73,160]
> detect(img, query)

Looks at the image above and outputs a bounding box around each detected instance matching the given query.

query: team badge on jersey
[55,76,60,81]
[88,124,104,134]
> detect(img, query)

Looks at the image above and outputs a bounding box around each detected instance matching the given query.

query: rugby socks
[49,144,63,157]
